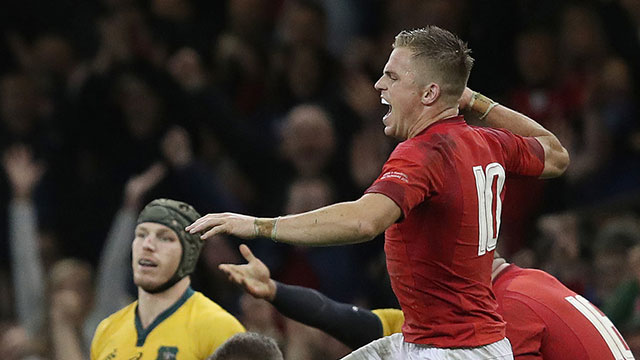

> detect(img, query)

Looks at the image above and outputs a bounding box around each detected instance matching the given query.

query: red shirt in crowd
[493,264,635,360]
[366,116,545,347]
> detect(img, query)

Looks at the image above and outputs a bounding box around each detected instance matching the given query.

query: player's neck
[408,106,458,139]
[137,277,191,328]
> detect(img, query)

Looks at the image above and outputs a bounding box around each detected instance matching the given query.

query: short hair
[208,332,283,360]
[393,26,474,104]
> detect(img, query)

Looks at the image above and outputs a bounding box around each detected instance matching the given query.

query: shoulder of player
[497,269,572,308]
[185,292,245,329]
[92,301,137,342]
[506,267,564,290]
[473,125,523,145]
[391,132,456,159]
[98,301,137,326]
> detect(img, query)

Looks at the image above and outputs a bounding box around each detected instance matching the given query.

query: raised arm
[187,193,401,245]
[3,145,47,338]
[84,163,167,342]
[460,87,570,179]
[219,245,384,349]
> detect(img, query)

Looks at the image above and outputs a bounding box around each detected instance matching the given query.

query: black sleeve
[271,281,383,349]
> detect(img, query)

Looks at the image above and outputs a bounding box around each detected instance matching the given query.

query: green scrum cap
[136,198,204,280]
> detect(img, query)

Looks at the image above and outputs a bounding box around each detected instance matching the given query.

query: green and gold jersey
[91,288,245,360]
[372,308,404,337]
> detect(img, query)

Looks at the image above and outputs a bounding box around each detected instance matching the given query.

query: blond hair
[393,26,474,104]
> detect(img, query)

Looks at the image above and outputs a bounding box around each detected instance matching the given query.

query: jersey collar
[134,287,195,346]
[414,115,465,138]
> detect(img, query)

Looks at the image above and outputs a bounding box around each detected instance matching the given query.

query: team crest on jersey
[156,346,178,360]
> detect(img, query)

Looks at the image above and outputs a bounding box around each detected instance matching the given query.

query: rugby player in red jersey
[187,25,569,359]
[220,245,635,360]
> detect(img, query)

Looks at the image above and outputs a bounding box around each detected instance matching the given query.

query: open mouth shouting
[381,97,391,121]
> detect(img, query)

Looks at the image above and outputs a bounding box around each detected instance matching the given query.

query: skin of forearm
[255,201,382,246]
[51,322,85,360]
[483,105,553,138]
[478,105,569,178]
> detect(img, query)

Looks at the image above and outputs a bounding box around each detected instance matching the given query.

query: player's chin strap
[144,271,186,294]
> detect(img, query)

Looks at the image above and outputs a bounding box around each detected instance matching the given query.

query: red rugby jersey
[493,265,635,360]
[365,116,544,347]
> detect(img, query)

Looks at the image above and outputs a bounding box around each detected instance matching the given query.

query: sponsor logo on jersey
[381,171,409,183]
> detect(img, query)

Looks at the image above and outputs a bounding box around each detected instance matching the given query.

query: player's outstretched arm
[220,244,384,349]
[460,87,570,179]
[187,193,401,246]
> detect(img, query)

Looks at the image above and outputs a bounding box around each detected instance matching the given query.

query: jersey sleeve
[199,310,246,356]
[90,318,109,360]
[372,309,405,337]
[272,282,384,349]
[487,128,545,177]
[365,141,445,218]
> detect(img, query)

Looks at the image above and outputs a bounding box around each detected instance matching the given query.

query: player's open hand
[186,212,256,240]
[219,244,277,301]
[2,144,46,200]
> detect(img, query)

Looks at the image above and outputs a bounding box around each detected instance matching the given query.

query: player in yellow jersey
[91,199,245,360]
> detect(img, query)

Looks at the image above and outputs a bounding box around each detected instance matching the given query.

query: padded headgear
[136,199,203,286]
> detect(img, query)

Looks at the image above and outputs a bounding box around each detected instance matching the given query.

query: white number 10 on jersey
[473,163,506,256]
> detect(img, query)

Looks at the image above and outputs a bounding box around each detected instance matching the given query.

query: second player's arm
[188,193,401,245]
[219,244,393,349]
[461,88,570,179]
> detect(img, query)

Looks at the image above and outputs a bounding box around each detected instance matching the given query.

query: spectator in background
[164,47,252,208]
[190,234,246,317]
[0,322,44,360]
[533,212,589,296]
[276,177,359,303]
[605,242,640,335]
[3,145,47,341]
[567,56,640,205]
[148,0,219,56]
[500,29,568,255]
[3,147,168,358]
[279,105,337,179]
[593,216,640,308]
[1,145,48,359]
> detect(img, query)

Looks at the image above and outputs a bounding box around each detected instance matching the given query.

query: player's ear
[421,83,440,106]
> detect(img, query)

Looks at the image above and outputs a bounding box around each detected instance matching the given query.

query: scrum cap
[137,198,203,280]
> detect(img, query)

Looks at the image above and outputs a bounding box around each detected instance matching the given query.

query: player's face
[132,222,182,292]
[374,47,425,140]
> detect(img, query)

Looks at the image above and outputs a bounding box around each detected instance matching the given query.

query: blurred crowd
[0,0,639,358]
